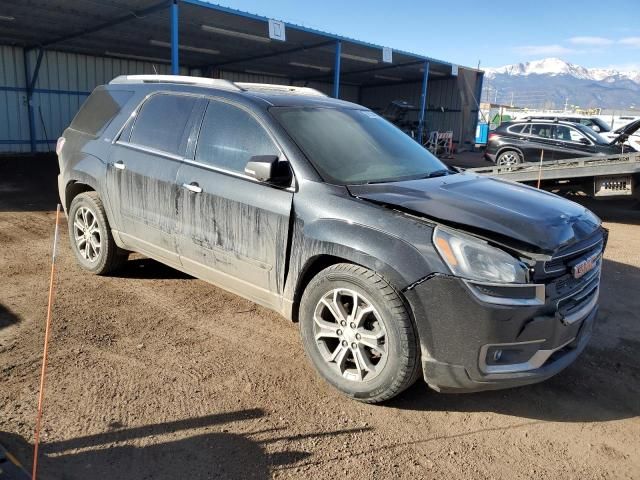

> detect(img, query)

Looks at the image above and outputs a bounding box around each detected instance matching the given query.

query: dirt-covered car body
[57,76,606,396]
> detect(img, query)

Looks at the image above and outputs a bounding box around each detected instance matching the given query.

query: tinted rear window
[129,94,198,156]
[530,124,553,138]
[507,124,526,134]
[70,87,133,137]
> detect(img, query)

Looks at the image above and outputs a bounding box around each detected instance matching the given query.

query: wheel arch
[496,146,525,162]
[64,180,95,212]
[284,218,436,322]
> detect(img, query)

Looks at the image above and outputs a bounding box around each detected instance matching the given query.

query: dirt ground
[1,153,639,479]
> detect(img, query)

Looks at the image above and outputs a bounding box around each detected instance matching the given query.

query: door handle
[114,160,125,170]
[183,182,202,193]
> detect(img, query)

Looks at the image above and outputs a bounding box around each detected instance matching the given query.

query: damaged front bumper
[403,269,599,393]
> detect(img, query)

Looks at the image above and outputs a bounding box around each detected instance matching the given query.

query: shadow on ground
[0,303,21,330]
[0,409,369,479]
[0,154,59,212]
[112,257,193,280]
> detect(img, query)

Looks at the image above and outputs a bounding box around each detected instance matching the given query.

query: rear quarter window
[129,94,199,156]
[69,87,133,137]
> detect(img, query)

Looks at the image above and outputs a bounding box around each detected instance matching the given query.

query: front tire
[299,263,420,403]
[497,149,523,167]
[68,192,127,275]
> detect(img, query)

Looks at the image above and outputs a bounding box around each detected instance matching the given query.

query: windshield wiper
[421,169,452,179]
[362,169,453,185]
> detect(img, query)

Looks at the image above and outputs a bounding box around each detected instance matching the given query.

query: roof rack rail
[109,75,241,91]
[236,82,327,97]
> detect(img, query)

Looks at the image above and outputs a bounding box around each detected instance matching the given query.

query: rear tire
[68,192,127,275]
[497,149,523,167]
[299,263,420,404]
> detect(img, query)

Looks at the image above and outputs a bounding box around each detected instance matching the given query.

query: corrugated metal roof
[0,0,476,87]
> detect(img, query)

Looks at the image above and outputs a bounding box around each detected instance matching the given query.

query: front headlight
[433,226,528,284]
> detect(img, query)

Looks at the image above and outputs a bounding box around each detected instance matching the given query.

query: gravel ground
[1,154,639,479]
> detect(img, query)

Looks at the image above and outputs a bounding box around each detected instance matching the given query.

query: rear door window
[195,100,279,173]
[70,87,133,137]
[530,124,553,138]
[507,124,526,134]
[129,94,199,156]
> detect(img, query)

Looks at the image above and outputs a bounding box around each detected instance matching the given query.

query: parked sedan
[485,119,640,166]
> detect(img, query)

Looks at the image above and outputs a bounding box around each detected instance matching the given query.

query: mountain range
[483,58,640,110]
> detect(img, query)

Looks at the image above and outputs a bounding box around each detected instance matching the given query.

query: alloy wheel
[73,206,101,262]
[313,288,388,382]
[497,151,521,167]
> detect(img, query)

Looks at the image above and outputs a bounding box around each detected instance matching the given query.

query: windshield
[270,106,448,184]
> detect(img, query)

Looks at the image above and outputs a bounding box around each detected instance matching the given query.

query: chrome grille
[543,237,603,276]
[535,229,606,305]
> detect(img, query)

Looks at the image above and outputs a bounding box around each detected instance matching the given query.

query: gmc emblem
[572,254,600,279]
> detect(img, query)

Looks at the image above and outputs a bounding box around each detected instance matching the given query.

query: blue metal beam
[333,40,341,99]
[170,0,179,75]
[29,49,45,92]
[417,61,430,144]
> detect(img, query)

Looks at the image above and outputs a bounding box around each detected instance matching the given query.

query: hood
[610,118,640,145]
[348,173,601,254]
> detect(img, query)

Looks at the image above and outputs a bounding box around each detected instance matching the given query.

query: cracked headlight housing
[433,226,528,284]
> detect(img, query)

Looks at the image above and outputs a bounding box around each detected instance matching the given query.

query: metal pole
[23,50,37,152]
[333,40,341,99]
[170,0,179,75]
[417,61,430,144]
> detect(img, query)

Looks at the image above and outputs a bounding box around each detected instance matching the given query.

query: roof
[0,0,480,87]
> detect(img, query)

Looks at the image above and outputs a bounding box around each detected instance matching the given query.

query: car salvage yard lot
[1,155,639,479]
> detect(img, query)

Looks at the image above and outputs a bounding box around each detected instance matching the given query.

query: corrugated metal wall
[0,45,30,153]
[360,77,467,143]
[0,46,187,153]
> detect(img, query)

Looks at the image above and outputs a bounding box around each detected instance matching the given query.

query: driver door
[175,99,293,309]
[552,125,597,160]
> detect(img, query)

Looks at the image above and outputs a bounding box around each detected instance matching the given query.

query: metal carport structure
[0,0,484,152]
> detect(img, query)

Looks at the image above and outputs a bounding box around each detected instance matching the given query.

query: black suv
[57,75,605,403]
[485,119,639,166]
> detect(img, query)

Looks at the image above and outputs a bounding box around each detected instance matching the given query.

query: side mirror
[579,137,590,145]
[592,126,601,132]
[244,155,291,185]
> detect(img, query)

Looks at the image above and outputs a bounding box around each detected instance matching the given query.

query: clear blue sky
[212,0,640,70]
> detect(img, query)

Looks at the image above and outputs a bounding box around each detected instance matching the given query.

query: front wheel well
[496,147,524,159]
[65,181,94,212]
[291,255,360,322]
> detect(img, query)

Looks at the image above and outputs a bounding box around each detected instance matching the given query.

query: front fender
[284,216,439,304]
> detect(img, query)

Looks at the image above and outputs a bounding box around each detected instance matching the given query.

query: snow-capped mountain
[485,58,640,83]
[483,58,640,109]
[485,58,640,84]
